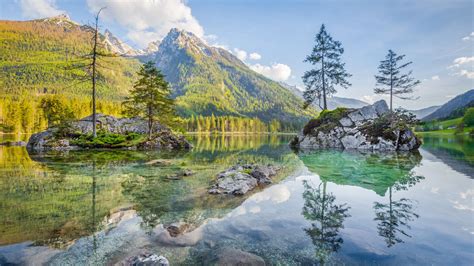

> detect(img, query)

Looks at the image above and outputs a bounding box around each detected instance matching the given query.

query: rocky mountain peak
[159,28,213,57]
[41,13,78,26]
[103,29,142,56]
[144,40,161,54]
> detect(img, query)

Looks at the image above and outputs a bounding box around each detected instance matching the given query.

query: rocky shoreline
[26,114,192,152]
[290,100,421,151]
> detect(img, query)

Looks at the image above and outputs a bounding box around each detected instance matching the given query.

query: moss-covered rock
[291,100,421,151]
[27,114,192,152]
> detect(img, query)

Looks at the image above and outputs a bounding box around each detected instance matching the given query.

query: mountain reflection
[302,180,350,264]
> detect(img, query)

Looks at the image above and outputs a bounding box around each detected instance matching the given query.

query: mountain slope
[422,90,474,121]
[0,15,141,99]
[407,105,440,119]
[281,83,368,110]
[149,28,317,123]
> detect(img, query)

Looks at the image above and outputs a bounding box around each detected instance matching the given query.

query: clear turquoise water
[0,134,472,265]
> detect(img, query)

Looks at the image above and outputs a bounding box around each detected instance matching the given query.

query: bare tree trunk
[389,53,393,112]
[322,56,327,110]
[91,9,104,138]
[148,106,153,140]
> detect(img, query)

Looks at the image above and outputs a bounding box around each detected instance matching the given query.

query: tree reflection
[373,187,418,247]
[373,153,422,248]
[298,150,424,250]
[302,180,350,264]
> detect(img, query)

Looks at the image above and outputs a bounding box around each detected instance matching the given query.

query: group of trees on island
[303,24,420,112]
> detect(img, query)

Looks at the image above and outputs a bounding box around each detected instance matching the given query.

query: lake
[0,134,473,265]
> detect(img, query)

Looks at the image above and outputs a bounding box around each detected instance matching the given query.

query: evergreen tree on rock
[374,50,420,111]
[123,61,175,140]
[302,24,352,110]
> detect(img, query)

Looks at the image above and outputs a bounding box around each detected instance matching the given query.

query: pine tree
[122,61,175,140]
[303,24,351,110]
[374,50,420,111]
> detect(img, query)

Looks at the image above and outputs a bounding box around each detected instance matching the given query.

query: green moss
[303,107,350,135]
[70,131,145,148]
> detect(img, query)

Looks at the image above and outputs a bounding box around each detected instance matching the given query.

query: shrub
[463,107,474,127]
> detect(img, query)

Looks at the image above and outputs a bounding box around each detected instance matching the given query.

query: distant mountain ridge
[406,105,440,119]
[422,90,474,121]
[280,83,369,110]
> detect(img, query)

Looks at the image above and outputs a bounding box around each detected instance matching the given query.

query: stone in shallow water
[209,164,279,195]
[215,247,265,266]
[123,252,169,266]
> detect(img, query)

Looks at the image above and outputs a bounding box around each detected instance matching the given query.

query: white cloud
[87,0,204,47]
[233,48,248,61]
[249,52,262,60]
[250,63,292,81]
[431,75,440,81]
[448,56,474,79]
[452,56,474,67]
[20,0,66,19]
[456,69,474,79]
[462,32,474,41]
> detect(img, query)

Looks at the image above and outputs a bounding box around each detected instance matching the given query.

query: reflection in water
[373,187,419,247]
[298,150,424,196]
[302,181,350,264]
[298,150,424,250]
[0,135,473,264]
[0,135,298,253]
[420,134,474,178]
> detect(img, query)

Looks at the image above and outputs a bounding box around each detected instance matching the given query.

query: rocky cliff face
[27,114,192,152]
[290,100,421,151]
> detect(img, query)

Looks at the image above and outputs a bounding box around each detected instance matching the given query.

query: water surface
[0,134,472,265]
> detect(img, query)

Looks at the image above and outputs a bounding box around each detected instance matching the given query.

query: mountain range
[0,15,317,125]
[422,89,474,121]
[280,83,369,110]
[3,14,469,127]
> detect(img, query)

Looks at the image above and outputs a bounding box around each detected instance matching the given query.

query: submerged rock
[215,247,266,266]
[290,100,421,151]
[122,252,169,266]
[27,114,192,152]
[209,164,280,195]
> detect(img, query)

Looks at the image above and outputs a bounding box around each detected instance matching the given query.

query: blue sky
[1,0,473,109]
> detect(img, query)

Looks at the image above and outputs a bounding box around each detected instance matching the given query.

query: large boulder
[290,100,421,151]
[27,114,192,152]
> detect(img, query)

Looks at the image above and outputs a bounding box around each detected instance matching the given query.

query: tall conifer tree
[374,50,420,111]
[302,24,351,110]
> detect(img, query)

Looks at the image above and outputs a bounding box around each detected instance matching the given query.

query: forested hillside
[0,16,142,133]
[0,17,316,134]
[151,29,317,125]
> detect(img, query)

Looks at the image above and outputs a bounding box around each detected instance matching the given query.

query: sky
[0,0,473,109]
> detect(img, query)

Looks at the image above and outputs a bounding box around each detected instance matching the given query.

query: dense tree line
[184,114,291,133]
[0,93,123,134]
